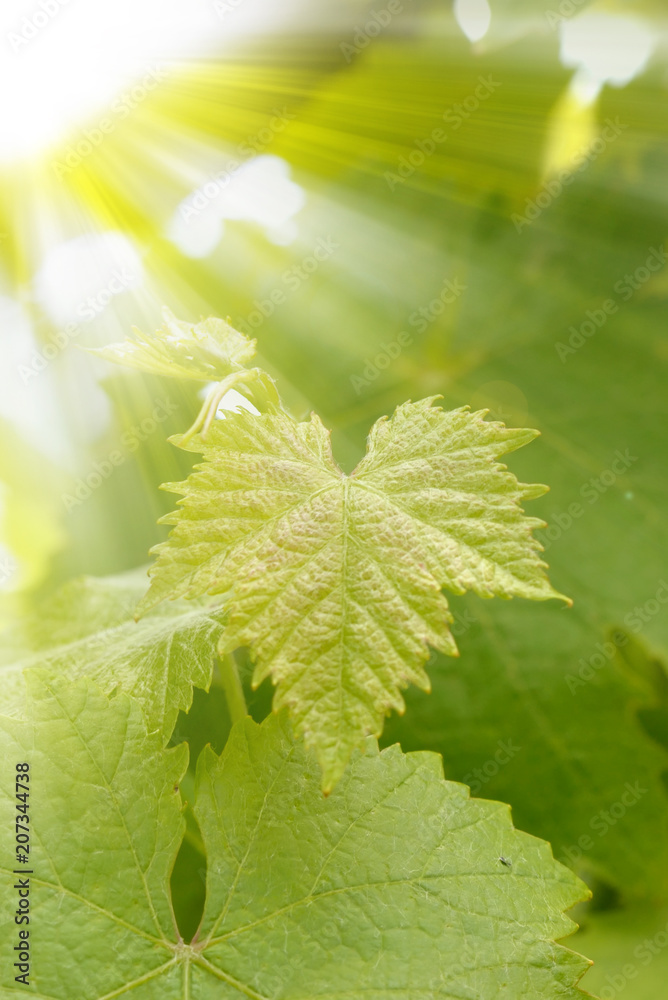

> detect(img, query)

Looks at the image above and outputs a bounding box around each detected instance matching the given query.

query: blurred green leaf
[0,570,225,739]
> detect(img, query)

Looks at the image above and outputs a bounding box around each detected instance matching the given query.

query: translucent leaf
[0,570,225,739]
[89,307,256,383]
[139,397,567,790]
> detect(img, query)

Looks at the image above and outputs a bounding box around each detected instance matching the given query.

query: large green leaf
[0,571,225,738]
[0,675,187,998]
[138,397,565,790]
[0,675,593,999]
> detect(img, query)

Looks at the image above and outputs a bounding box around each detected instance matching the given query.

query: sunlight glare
[0,0,292,163]
[168,156,304,258]
[453,0,492,43]
[560,12,654,90]
[34,232,143,326]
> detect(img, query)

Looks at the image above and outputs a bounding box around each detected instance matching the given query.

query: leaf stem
[219,652,247,724]
[180,370,259,445]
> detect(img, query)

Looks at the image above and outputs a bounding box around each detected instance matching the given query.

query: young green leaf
[89,307,257,382]
[0,570,226,739]
[139,396,568,790]
[0,675,593,1000]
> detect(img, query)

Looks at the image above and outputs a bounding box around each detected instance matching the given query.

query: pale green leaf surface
[0,571,226,739]
[0,674,187,999]
[0,675,593,999]
[138,397,565,789]
[90,307,257,383]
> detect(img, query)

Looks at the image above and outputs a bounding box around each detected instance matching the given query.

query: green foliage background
[1,1,667,995]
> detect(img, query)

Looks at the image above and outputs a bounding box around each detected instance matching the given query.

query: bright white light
[454,0,491,43]
[215,388,261,417]
[169,155,305,258]
[0,481,18,593]
[221,156,305,228]
[0,295,74,462]
[200,385,261,420]
[34,232,143,327]
[167,212,225,260]
[560,12,654,89]
[569,68,604,107]
[0,0,314,164]
[266,220,299,246]
[0,538,18,593]
[0,0,183,162]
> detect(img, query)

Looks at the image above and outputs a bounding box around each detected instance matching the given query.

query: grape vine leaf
[0,674,593,1000]
[0,571,226,739]
[89,307,257,383]
[137,396,567,791]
